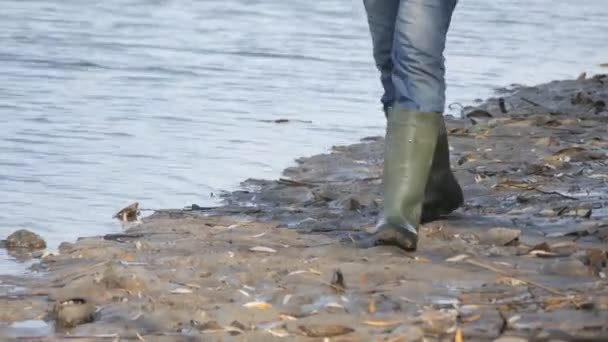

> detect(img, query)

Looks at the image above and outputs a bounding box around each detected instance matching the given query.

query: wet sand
[1,74,608,341]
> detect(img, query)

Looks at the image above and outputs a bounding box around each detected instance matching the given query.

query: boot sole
[355,224,418,251]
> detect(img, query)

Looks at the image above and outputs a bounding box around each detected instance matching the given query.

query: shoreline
[2,74,608,341]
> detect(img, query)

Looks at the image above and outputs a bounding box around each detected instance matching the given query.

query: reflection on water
[1,0,607,273]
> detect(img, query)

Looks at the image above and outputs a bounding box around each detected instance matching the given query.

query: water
[2,320,54,338]
[1,0,607,274]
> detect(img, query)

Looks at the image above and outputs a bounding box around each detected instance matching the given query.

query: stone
[53,298,96,328]
[388,325,424,342]
[541,259,589,277]
[480,228,521,246]
[5,229,46,250]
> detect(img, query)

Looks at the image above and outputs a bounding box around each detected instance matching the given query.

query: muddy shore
[1,74,608,341]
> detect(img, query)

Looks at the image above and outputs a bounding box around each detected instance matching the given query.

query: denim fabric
[363,0,457,114]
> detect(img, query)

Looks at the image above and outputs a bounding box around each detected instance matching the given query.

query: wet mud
[1,74,608,341]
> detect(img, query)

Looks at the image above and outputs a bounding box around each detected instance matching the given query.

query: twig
[532,188,578,200]
[520,97,543,107]
[464,258,567,297]
[520,97,564,115]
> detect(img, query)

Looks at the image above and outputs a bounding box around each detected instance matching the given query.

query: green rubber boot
[358,107,441,251]
[384,107,463,222]
[420,119,464,223]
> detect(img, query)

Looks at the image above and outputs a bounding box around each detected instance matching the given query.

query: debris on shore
[1,74,607,341]
[2,229,46,251]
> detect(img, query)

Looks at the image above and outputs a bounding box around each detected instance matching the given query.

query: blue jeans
[363,0,457,114]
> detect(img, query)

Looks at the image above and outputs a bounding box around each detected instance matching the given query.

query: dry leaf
[455,328,464,342]
[461,314,481,323]
[493,179,536,190]
[544,297,573,311]
[519,242,560,258]
[546,146,604,162]
[298,324,354,337]
[474,174,488,183]
[418,310,457,334]
[368,298,376,314]
[249,246,277,253]
[562,207,592,218]
[170,288,193,294]
[449,127,470,135]
[446,254,469,262]
[458,153,477,165]
[363,320,402,327]
[535,136,558,147]
[267,328,290,337]
[194,320,223,332]
[496,276,526,287]
[529,250,558,257]
[526,242,551,254]
[243,301,272,310]
[585,249,608,276]
[588,173,608,180]
[309,268,322,275]
[325,302,345,310]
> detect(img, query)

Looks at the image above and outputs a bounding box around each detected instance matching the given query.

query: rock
[541,259,589,277]
[5,229,46,250]
[53,298,95,328]
[479,228,521,246]
[331,194,378,211]
[298,324,354,338]
[100,266,149,293]
[292,217,320,230]
[388,325,424,342]
[417,309,457,335]
[58,242,76,253]
[584,249,607,274]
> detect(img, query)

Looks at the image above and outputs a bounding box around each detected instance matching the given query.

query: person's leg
[392,0,463,224]
[391,0,457,113]
[362,0,400,114]
[359,0,459,251]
